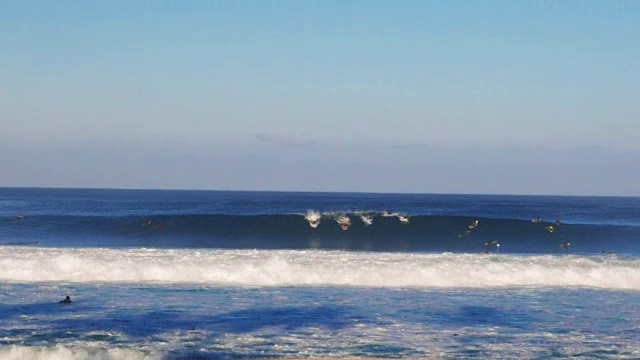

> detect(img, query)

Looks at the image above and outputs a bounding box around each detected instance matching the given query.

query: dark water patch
[2,213,638,254]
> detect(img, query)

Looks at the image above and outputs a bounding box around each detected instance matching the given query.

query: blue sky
[1,1,639,195]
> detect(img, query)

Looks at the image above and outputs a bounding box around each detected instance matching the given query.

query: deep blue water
[0,188,639,359]
[1,188,639,254]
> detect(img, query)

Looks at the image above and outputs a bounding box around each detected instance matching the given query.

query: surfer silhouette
[59,296,72,304]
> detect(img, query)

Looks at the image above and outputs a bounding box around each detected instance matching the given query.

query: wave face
[1,189,639,254]
[2,213,638,254]
[2,247,639,290]
[2,188,640,225]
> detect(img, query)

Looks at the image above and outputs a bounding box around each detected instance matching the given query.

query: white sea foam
[304,210,321,222]
[0,345,161,360]
[304,210,321,228]
[1,247,639,290]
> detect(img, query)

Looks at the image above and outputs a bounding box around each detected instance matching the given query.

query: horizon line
[1,186,637,199]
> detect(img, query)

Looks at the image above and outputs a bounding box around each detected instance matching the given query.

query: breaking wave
[1,247,639,290]
[1,213,638,253]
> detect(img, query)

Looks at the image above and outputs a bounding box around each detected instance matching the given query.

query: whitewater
[1,189,639,359]
[2,247,639,289]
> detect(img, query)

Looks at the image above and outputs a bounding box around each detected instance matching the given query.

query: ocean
[0,188,639,359]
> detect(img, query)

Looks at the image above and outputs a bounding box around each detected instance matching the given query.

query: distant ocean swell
[1,247,639,289]
[2,214,637,253]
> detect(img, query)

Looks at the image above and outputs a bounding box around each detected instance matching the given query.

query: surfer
[555,219,562,227]
[59,296,72,304]
[532,217,542,224]
[484,240,500,253]
[468,220,479,229]
[305,210,321,229]
[398,215,409,224]
[5,215,24,222]
[560,242,570,253]
[360,214,373,226]
[141,212,153,226]
[337,215,351,231]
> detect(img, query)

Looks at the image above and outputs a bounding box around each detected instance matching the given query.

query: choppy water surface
[1,283,639,359]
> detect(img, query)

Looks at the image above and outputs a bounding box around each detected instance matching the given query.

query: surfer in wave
[337,215,351,230]
[141,213,163,230]
[484,240,500,253]
[458,219,479,239]
[305,210,321,229]
[360,214,373,226]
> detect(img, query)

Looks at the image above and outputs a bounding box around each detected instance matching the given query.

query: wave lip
[1,247,639,290]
